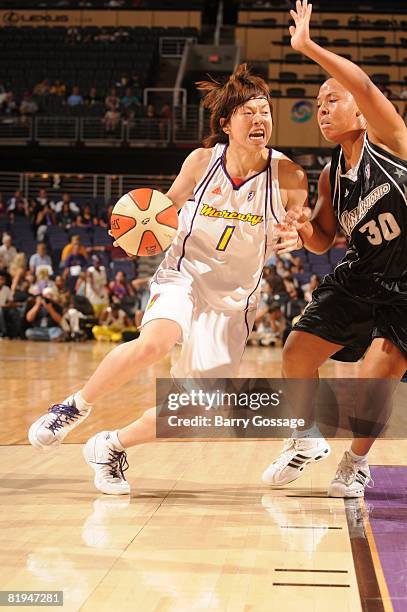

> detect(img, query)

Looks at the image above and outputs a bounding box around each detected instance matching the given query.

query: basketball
[110,188,178,256]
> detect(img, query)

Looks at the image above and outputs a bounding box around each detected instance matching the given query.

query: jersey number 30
[359,212,401,246]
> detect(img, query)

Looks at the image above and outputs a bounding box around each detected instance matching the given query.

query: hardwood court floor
[0,339,403,611]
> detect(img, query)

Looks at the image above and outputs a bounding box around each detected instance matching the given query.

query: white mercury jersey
[157,143,286,312]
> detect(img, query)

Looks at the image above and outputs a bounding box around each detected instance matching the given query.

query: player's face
[317,79,363,143]
[226,97,272,149]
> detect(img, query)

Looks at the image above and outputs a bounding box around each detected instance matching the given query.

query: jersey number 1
[216,226,235,251]
[359,212,401,246]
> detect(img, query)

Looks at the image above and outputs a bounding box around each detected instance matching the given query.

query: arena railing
[0,167,322,205]
[0,171,175,202]
[0,116,175,146]
[159,36,197,58]
[0,117,33,144]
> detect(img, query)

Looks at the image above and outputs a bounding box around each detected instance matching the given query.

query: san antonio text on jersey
[329,134,407,302]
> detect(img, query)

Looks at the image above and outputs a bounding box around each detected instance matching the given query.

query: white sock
[63,391,92,413]
[110,429,125,451]
[293,424,321,440]
[349,449,368,463]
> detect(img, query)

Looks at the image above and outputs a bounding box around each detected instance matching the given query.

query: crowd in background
[0,189,112,238]
[0,75,174,131]
[0,188,163,342]
[0,186,325,346]
[249,257,320,347]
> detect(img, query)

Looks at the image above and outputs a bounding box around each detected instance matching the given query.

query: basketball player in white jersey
[28,64,308,495]
[263,1,407,497]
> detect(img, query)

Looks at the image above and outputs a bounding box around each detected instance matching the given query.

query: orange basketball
[110,188,178,256]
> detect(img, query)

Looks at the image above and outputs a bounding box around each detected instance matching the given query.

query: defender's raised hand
[289,0,313,52]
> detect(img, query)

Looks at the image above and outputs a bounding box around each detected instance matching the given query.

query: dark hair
[196,63,273,148]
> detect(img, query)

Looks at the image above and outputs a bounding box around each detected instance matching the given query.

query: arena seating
[236,7,407,100]
[0,0,204,8]
[0,26,175,97]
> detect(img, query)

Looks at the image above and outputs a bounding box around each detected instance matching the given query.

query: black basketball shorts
[293,274,407,362]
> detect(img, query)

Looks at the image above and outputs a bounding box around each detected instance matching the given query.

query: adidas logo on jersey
[200,203,263,226]
[212,186,222,196]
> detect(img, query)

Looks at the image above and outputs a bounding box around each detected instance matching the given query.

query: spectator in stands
[33,79,50,97]
[25,288,63,342]
[146,104,156,119]
[66,27,82,45]
[0,234,17,270]
[108,0,125,7]
[32,189,54,215]
[0,193,6,215]
[265,264,285,295]
[84,87,102,107]
[105,87,120,111]
[109,270,133,305]
[25,271,36,296]
[7,190,29,218]
[115,73,130,91]
[302,273,320,303]
[31,267,56,296]
[102,103,121,132]
[61,234,88,263]
[19,92,38,125]
[9,253,27,298]
[54,275,71,309]
[289,255,304,274]
[71,213,84,229]
[121,87,140,109]
[86,255,109,317]
[92,303,130,342]
[130,73,142,99]
[67,86,84,107]
[131,276,150,327]
[56,201,76,230]
[63,243,88,292]
[280,284,306,346]
[29,242,53,276]
[53,192,80,215]
[0,271,12,337]
[98,202,114,229]
[0,92,17,117]
[81,204,98,229]
[34,201,56,242]
[50,80,66,97]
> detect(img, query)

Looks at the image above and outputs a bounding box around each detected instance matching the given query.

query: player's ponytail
[196,63,273,148]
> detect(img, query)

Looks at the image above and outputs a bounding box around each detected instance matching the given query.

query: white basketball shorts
[140,269,256,378]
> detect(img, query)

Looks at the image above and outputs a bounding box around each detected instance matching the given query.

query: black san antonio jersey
[329,133,407,302]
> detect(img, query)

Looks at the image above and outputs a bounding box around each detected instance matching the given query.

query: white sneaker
[328,451,372,498]
[83,431,130,495]
[262,437,331,486]
[28,395,91,449]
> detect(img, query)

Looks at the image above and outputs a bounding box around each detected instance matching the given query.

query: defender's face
[226,97,273,149]
[317,79,362,143]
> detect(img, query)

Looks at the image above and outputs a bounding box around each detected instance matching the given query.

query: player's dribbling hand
[289,0,313,52]
[108,229,132,258]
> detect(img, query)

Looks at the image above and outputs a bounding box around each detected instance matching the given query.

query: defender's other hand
[272,224,302,255]
[284,206,312,230]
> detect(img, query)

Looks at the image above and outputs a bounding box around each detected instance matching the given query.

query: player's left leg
[329,338,407,498]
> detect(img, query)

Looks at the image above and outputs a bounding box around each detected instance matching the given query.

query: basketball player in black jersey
[263,0,407,497]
